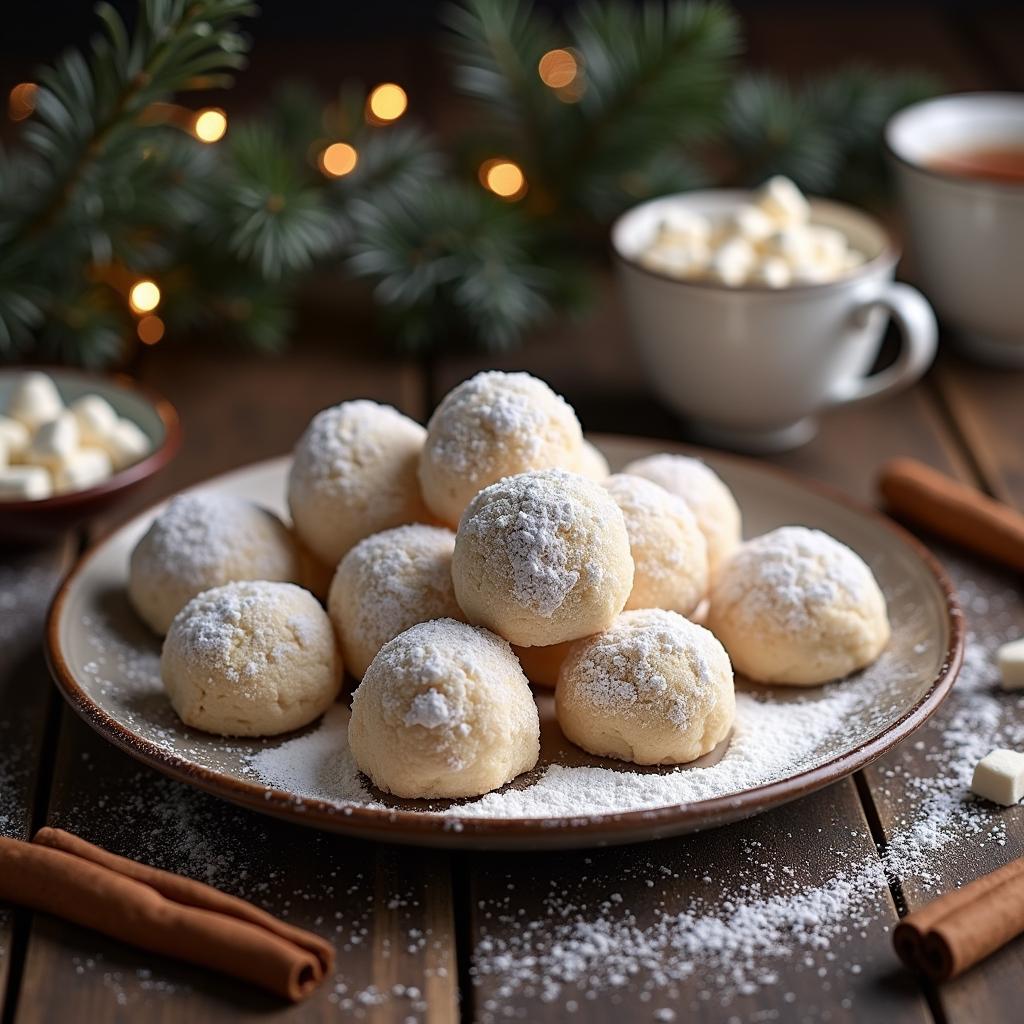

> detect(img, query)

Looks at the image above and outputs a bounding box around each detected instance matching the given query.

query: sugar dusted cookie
[556,609,735,765]
[603,473,708,616]
[419,371,584,527]
[707,526,890,685]
[452,469,634,647]
[328,524,463,680]
[575,439,610,481]
[129,493,301,635]
[162,581,341,737]
[348,619,539,799]
[288,400,429,568]
[623,453,741,573]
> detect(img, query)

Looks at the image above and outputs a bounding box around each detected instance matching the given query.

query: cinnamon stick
[878,457,1024,572]
[0,831,334,1001]
[894,855,1024,981]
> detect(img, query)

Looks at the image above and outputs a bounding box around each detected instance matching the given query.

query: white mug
[886,92,1024,368]
[611,191,937,452]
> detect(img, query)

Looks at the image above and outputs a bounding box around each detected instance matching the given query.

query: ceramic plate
[47,437,962,849]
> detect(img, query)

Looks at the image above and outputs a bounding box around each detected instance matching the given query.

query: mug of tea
[611,190,937,452]
[886,92,1024,367]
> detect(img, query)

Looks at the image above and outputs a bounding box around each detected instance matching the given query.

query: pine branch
[11,0,255,245]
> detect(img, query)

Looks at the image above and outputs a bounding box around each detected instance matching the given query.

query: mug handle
[827,282,938,408]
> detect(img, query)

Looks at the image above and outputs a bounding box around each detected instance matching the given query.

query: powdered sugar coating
[161,581,341,737]
[623,454,742,573]
[419,372,584,526]
[603,474,708,615]
[328,524,463,679]
[452,469,634,647]
[348,619,539,798]
[557,609,735,764]
[128,493,301,635]
[288,400,429,567]
[708,526,890,685]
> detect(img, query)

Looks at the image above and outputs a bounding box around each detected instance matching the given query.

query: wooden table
[3,4,1024,1022]
[2,287,1023,1023]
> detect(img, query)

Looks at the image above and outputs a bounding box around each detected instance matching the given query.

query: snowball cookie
[623,454,741,574]
[603,474,708,615]
[419,371,584,527]
[349,618,540,799]
[707,526,890,686]
[162,581,341,737]
[452,469,634,647]
[129,493,301,635]
[288,400,429,567]
[575,439,610,481]
[513,640,574,689]
[328,524,463,680]
[556,609,735,765]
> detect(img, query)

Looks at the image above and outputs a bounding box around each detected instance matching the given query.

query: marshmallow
[53,447,113,494]
[25,411,79,468]
[0,465,52,500]
[70,394,118,445]
[998,638,1024,691]
[749,257,792,289]
[730,204,776,243]
[641,241,710,277]
[5,372,63,430]
[657,209,711,247]
[104,418,151,470]
[972,748,1024,806]
[0,415,29,461]
[637,178,865,289]
[757,175,811,227]
[707,237,756,285]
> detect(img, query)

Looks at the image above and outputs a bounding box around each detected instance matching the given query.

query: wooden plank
[934,353,1024,505]
[13,706,459,1024]
[0,539,75,1010]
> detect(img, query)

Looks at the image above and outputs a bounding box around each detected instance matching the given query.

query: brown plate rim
[0,366,182,511]
[44,437,964,848]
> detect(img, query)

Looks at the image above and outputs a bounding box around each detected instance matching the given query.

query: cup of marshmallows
[612,176,937,452]
[127,370,891,803]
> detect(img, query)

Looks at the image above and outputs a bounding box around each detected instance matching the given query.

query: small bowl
[0,367,181,542]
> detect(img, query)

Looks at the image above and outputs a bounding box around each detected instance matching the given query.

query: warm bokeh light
[480,159,527,200]
[538,49,578,89]
[192,108,227,143]
[137,315,165,345]
[319,142,359,177]
[128,280,161,314]
[8,82,37,122]
[367,83,408,123]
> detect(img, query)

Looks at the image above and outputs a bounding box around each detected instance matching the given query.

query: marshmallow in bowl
[639,176,867,288]
[0,371,153,501]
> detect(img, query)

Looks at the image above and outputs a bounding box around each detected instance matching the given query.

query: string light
[538,49,578,89]
[319,142,359,177]
[479,158,527,201]
[137,315,165,345]
[128,280,161,314]
[367,83,408,123]
[191,107,227,143]
[8,82,37,122]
